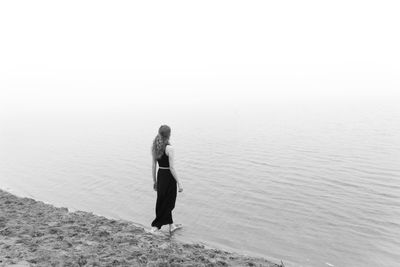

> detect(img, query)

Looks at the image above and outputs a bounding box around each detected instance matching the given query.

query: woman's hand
[153,182,157,191]
[178,183,183,193]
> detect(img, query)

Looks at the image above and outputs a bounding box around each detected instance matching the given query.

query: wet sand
[0,189,279,266]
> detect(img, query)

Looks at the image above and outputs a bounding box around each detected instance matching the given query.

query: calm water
[1,96,400,266]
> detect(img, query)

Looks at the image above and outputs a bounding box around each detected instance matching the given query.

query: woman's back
[157,150,170,168]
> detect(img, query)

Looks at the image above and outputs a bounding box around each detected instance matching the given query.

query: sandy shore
[0,189,280,266]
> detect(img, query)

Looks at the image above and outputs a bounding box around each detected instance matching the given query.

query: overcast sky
[1,1,399,114]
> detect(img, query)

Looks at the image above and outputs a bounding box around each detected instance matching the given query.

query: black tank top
[157,149,170,167]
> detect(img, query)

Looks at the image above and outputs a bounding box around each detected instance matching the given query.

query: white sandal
[149,227,162,235]
[169,223,183,233]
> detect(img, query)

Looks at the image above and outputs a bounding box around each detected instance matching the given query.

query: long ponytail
[151,125,171,159]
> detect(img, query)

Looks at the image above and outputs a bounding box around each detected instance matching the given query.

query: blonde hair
[152,125,171,159]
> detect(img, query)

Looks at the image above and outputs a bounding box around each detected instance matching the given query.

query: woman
[150,125,183,234]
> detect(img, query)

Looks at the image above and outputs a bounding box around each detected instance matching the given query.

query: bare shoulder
[165,145,174,156]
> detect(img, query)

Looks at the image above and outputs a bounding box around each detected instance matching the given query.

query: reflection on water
[1,97,400,267]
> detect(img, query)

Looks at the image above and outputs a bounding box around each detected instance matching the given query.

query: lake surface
[1,96,399,266]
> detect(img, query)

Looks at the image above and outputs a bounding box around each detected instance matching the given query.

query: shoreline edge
[0,189,280,266]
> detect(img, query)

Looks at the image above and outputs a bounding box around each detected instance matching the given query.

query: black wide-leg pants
[151,169,177,229]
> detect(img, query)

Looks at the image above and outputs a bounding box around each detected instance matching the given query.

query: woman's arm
[166,145,183,192]
[152,159,157,191]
